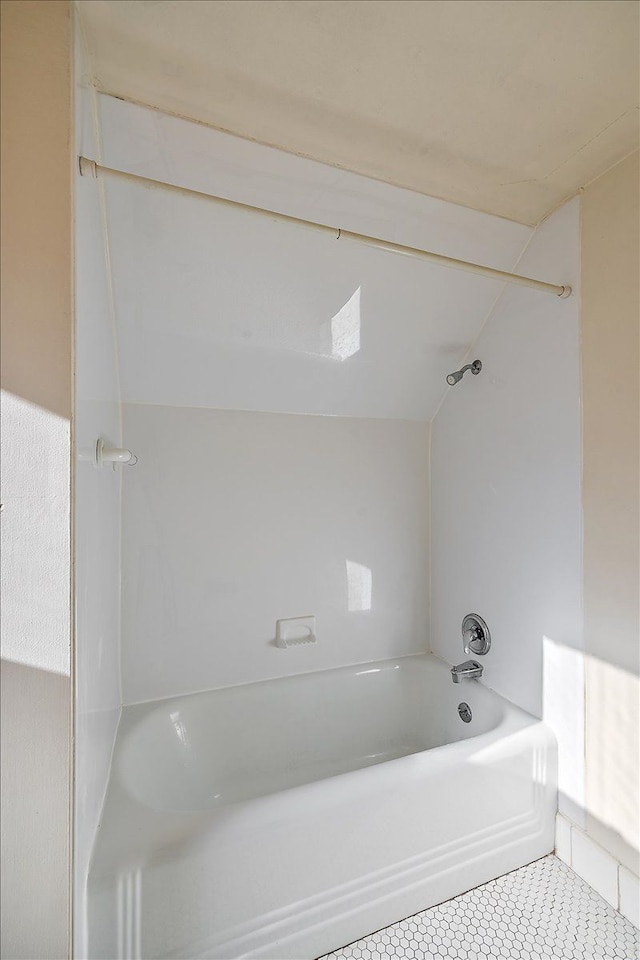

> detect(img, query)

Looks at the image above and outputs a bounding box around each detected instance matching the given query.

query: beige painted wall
[581,150,640,873]
[1,0,73,419]
[0,1,73,957]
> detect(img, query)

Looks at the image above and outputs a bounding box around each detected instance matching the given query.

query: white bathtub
[87,654,557,959]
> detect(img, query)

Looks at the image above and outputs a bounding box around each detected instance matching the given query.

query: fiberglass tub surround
[88,655,556,960]
[77,94,581,960]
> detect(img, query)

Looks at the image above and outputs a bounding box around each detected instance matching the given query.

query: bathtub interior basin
[118,654,503,811]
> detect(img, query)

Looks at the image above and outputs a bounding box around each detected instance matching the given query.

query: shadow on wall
[0,660,71,960]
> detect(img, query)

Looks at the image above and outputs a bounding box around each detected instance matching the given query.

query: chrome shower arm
[446,359,482,385]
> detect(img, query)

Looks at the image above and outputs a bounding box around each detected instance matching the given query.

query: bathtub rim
[118,649,494,709]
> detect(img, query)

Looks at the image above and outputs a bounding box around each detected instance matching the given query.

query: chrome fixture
[451,660,483,683]
[458,702,472,723]
[462,613,491,656]
[446,359,482,385]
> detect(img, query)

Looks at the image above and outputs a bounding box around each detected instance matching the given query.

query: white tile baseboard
[555,810,572,865]
[556,812,640,929]
[571,827,619,907]
[620,866,640,929]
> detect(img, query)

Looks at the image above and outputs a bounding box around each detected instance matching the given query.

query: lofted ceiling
[78,0,639,225]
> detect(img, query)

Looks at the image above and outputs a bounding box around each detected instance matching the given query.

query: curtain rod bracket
[79,157,98,178]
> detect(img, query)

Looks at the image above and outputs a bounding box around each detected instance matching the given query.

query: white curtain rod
[79,157,572,299]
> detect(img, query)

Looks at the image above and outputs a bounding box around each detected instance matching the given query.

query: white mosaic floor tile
[321,855,639,960]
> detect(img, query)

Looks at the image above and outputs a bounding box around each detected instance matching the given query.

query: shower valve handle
[463,626,481,654]
[461,614,491,656]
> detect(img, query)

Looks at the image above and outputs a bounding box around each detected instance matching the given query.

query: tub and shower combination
[88,653,556,959]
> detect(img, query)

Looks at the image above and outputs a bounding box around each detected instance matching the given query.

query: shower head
[446,359,482,386]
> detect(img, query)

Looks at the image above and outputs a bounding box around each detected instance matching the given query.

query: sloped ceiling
[78,0,639,225]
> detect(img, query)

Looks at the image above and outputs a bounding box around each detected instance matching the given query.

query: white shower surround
[74,28,123,958]
[77,95,584,959]
[87,654,557,959]
[430,197,583,825]
[120,405,429,702]
[94,92,536,705]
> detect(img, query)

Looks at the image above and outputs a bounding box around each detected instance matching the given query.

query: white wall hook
[95,438,138,469]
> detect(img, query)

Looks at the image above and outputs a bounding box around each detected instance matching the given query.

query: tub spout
[451,659,483,683]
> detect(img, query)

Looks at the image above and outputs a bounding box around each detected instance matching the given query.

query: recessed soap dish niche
[276,616,317,649]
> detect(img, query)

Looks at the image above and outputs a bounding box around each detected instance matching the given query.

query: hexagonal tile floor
[320,855,639,959]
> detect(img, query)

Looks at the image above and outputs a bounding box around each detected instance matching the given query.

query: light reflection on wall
[543,633,640,868]
[0,389,70,676]
[585,654,639,864]
[331,286,361,361]
[346,559,372,612]
[542,634,585,826]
